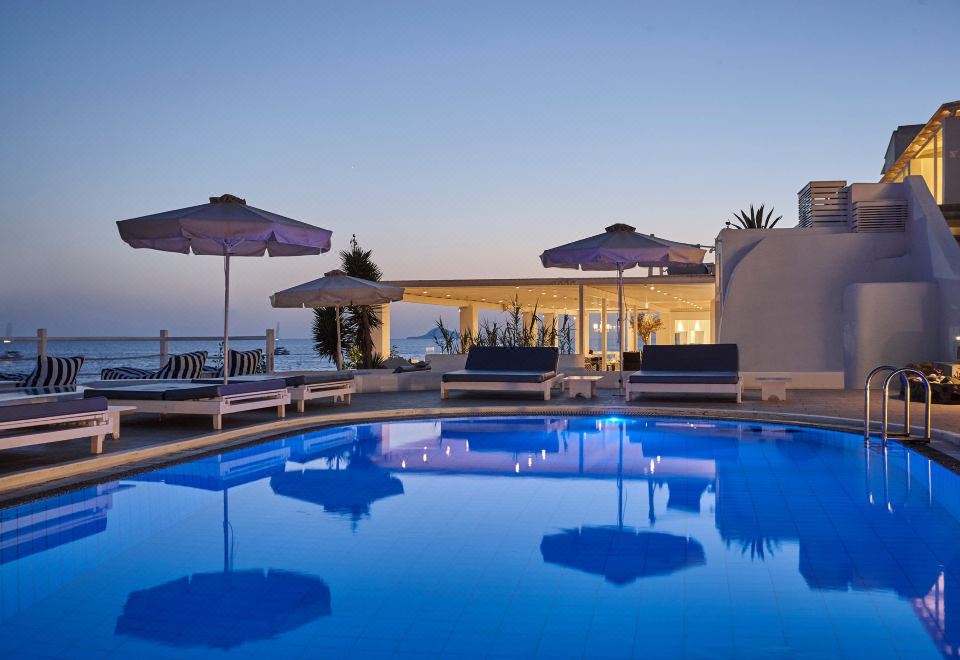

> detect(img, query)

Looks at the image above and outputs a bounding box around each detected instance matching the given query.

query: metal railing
[2,328,277,373]
[863,364,932,444]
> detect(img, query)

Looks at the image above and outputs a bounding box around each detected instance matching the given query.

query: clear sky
[1,0,956,338]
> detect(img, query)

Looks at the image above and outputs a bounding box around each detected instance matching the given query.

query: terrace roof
[880,100,960,183]
[383,274,715,313]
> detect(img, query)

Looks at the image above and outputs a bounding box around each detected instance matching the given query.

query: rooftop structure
[880,100,960,236]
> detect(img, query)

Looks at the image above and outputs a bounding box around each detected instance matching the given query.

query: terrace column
[577,285,587,355]
[459,305,479,343]
[658,312,674,345]
[371,304,392,357]
[600,299,608,370]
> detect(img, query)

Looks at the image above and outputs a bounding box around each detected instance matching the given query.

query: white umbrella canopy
[117,194,333,382]
[540,223,705,270]
[540,223,706,390]
[271,270,404,370]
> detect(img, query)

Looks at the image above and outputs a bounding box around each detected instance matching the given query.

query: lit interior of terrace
[382,275,716,354]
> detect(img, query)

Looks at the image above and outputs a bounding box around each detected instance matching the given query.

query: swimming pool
[1,416,958,658]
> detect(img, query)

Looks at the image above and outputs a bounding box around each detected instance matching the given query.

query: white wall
[718,177,960,388]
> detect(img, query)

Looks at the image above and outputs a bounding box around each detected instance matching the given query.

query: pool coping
[2,403,959,507]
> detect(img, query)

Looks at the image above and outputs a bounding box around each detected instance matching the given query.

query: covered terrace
[376,273,716,368]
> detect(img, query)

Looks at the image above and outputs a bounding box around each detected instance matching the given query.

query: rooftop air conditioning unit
[798,181,848,228]
[850,200,908,232]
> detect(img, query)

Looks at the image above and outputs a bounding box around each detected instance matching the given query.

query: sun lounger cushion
[155,351,208,379]
[194,372,355,387]
[628,370,740,385]
[101,367,155,380]
[443,370,557,384]
[463,347,559,373]
[84,379,287,402]
[18,356,84,387]
[209,349,263,378]
[0,396,107,424]
[639,344,739,373]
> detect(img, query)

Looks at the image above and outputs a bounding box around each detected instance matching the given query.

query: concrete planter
[425,354,467,373]
[355,369,441,393]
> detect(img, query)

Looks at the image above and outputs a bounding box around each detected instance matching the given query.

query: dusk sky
[1,0,956,338]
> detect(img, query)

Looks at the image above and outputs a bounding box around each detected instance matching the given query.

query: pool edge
[2,403,959,507]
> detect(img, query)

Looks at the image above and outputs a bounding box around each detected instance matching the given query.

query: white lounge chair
[84,379,290,430]
[196,373,355,413]
[625,344,742,403]
[0,397,114,455]
[441,347,564,401]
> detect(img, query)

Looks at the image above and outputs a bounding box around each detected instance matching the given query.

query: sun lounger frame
[290,380,355,413]
[0,410,114,455]
[441,373,565,401]
[108,387,290,430]
[625,380,742,403]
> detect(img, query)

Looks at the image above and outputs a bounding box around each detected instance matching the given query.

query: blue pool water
[2,416,960,658]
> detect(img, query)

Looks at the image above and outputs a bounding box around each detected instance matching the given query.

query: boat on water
[1,349,23,361]
[273,322,290,355]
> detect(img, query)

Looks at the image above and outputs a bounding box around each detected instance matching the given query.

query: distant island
[407,327,443,340]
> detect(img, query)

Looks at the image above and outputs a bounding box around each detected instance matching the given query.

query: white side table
[565,375,604,399]
[107,405,137,440]
[756,377,791,402]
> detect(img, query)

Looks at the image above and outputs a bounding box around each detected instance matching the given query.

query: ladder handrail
[881,368,932,444]
[864,365,898,441]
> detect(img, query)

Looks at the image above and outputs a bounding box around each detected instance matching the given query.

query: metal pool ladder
[863,365,932,444]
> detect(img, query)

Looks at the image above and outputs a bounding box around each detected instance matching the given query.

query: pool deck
[2,388,959,505]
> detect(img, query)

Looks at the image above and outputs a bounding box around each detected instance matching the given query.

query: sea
[0,337,439,380]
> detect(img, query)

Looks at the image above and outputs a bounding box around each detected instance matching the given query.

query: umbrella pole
[617,263,625,395]
[223,253,231,384]
[335,306,343,371]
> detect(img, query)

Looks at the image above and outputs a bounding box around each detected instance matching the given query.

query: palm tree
[725,204,782,229]
[311,307,341,367]
[312,235,384,369]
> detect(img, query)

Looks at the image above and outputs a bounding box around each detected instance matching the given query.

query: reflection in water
[271,456,404,525]
[0,482,125,565]
[540,422,706,585]
[115,569,331,650]
[121,435,338,649]
[541,527,705,585]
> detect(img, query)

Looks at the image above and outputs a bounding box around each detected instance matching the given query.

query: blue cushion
[0,397,107,424]
[639,344,739,373]
[197,373,354,387]
[86,379,287,402]
[464,347,559,373]
[628,370,740,385]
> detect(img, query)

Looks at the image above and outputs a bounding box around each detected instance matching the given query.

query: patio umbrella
[540,224,705,390]
[117,194,332,382]
[270,270,404,370]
